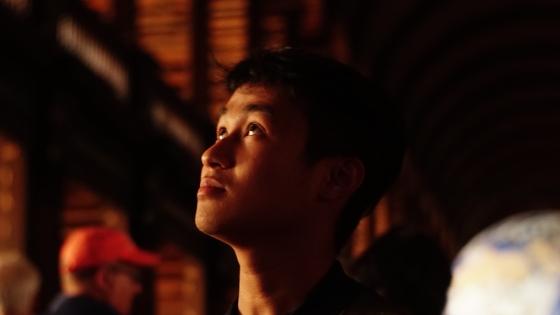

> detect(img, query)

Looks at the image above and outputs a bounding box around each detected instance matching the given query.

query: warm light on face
[105,263,143,315]
[195,84,319,243]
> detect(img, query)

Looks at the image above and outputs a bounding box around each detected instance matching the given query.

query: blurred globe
[445,210,560,315]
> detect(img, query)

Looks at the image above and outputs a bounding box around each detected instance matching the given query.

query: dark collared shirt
[225,262,364,315]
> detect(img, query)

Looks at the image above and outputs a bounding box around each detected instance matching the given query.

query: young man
[46,227,159,315]
[196,48,405,315]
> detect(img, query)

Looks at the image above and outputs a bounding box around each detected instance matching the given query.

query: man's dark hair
[226,48,405,249]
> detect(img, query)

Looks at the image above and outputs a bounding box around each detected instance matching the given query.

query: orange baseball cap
[60,227,159,272]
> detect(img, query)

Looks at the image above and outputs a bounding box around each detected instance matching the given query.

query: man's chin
[194,208,226,235]
[194,211,252,245]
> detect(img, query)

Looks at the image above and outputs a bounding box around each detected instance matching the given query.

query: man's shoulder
[294,261,407,315]
[47,295,120,315]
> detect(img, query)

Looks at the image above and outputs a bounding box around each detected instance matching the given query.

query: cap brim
[121,249,160,267]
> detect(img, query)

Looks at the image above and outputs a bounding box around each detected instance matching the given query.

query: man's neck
[232,234,337,315]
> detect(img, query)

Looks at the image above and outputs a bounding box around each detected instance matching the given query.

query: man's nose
[201,137,234,169]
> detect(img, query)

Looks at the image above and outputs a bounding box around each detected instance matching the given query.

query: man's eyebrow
[219,104,274,117]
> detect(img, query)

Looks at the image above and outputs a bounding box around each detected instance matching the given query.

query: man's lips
[198,176,226,196]
[200,176,225,188]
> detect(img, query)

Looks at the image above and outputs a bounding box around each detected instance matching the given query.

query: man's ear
[319,158,364,201]
[94,266,113,290]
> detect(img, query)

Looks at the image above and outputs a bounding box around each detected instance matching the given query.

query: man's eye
[246,123,263,136]
[217,127,227,140]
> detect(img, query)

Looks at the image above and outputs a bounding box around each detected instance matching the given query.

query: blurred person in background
[45,227,158,315]
[195,48,405,315]
[0,251,40,315]
[352,226,452,315]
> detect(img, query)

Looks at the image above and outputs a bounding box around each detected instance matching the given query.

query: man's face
[195,84,323,242]
[103,263,142,315]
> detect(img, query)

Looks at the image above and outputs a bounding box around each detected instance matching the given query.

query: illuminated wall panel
[260,14,287,48]
[0,136,25,251]
[137,0,194,101]
[0,0,29,14]
[349,198,390,259]
[61,180,128,237]
[156,244,205,315]
[207,0,249,121]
